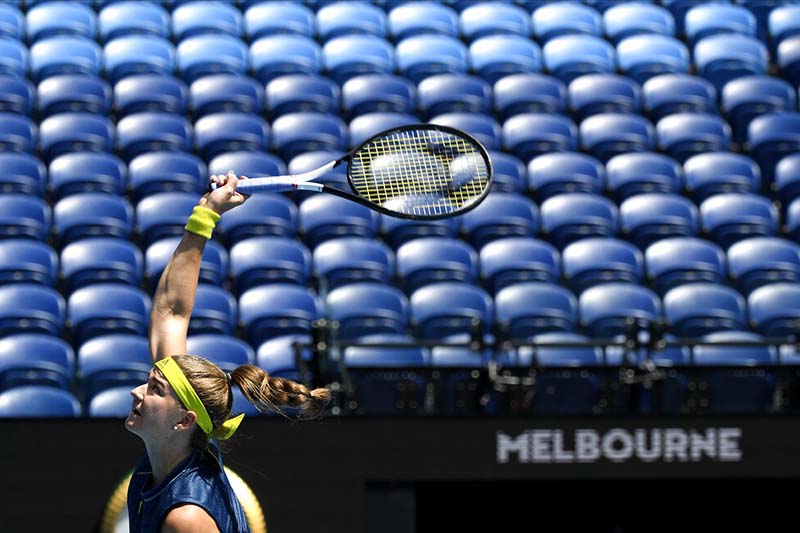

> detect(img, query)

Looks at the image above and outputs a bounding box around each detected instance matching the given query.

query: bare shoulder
[160,504,220,533]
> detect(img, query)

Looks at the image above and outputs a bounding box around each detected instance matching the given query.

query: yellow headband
[155,357,244,440]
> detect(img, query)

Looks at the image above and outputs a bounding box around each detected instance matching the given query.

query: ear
[174,410,197,432]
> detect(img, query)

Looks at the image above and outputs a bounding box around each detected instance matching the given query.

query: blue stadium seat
[468,34,542,84]
[0,194,50,240]
[459,192,539,250]
[323,34,395,84]
[128,150,206,202]
[0,113,36,153]
[493,73,567,119]
[326,282,409,340]
[748,112,800,187]
[0,333,74,391]
[98,1,170,43]
[0,152,45,196]
[171,0,243,41]
[102,35,175,84]
[113,74,189,118]
[428,112,501,151]
[37,75,111,119]
[187,334,255,371]
[605,152,682,202]
[39,112,114,162]
[189,284,237,336]
[479,237,561,293]
[645,237,727,296]
[775,152,800,207]
[349,112,418,149]
[298,194,379,249]
[0,284,65,337]
[53,193,134,246]
[542,34,617,84]
[487,151,527,193]
[48,152,126,200]
[579,113,657,163]
[316,1,387,41]
[0,76,34,115]
[728,237,800,295]
[342,74,416,118]
[781,197,800,242]
[287,150,348,203]
[660,0,712,37]
[527,151,604,202]
[410,282,493,340]
[683,152,762,204]
[135,191,197,248]
[395,34,468,84]
[737,0,796,42]
[68,284,150,346]
[387,1,459,41]
[603,2,675,44]
[313,237,395,291]
[459,1,531,41]
[208,150,286,182]
[663,283,747,337]
[563,237,644,294]
[25,1,96,43]
[249,34,322,84]
[656,112,732,164]
[194,112,270,161]
[144,237,228,289]
[379,213,461,250]
[0,386,81,417]
[395,237,478,293]
[256,334,312,382]
[641,73,718,122]
[568,74,643,121]
[115,112,192,161]
[189,74,263,118]
[417,73,492,119]
[769,4,800,52]
[176,34,248,84]
[700,192,779,249]
[77,333,150,403]
[239,284,323,346]
[748,282,800,337]
[271,112,348,161]
[579,282,662,338]
[60,237,142,294]
[694,33,769,92]
[540,193,619,249]
[502,113,579,161]
[494,282,578,339]
[243,1,314,41]
[88,385,135,417]
[620,193,700,250]
[0,37,27,79]
[0,240,57,286]
[216,194,297,246]
[532,2,603,42]
[229,236,312,292]
[617,34,690,85]
[0,4,23,40]
[266,74,340,118]
[685,2,757,45]
[721,75,796,143]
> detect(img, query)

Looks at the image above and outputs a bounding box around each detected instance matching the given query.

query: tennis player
[125,172,330,532]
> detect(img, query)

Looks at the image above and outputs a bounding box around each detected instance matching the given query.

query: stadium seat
[458,192,539,250]
[380,214,461,250]
[728,237,800,295]
[256,334,312,382]
[115,112,192,161]
[144,236,228,289]
[663,283,747,337]
[410,282,493,340]
[616,34,691,85]
[562,237,644,294]
[699,192,779,249]
[526,152,604,202]
[323,34,396,85]
[579,113,657,163]
[171,0,243,41]
[459,1,531,41]
[0,194,50,241]
[36,75,110,119]
[0,333,74,391]
[342,74,416,118]
[487,151,527,194]
[784,197,800,242]
[656,113,732,164]
[98,1,170,43]
[25,1,96,43]
[326,282,409,340]
[313,237,395,291]
[287,150,348,203]
[387,1,459,41]
[693,33,769,92]
[0,113,36,153]
[747,112,800,187]
[748,282,800,338]
[683,152,762,203]
[243,1,314,40]
[494,282,578,339]
[102,35,175,84]
[249,34,322,84]
[579,282,662,338]
[0,386,81,418]
[128,151,207,202]
[775,152,800,207]
[0,3,23,40]
[641,73,718,122]
[468,34,543,84]
[568,73,643,121]
[271,112,348,161]
[645,237,727,296]
[620,193,700,250]
[48,152,126,200]
[239,284,323,347]
[194,112,270,160]
[266,74,340,119]
[229,236,312,292]
[187,334,255,371]
[502,113,579,161]
[60,238,143,294]
[0,240,57,286]
[417,74,492,119]
[0,284,65,337]
[603,2,675,44]
[68,284,151,346]
[316,1,387,41]
[721,75,796,143]
[52,193,134,246]
[395,237,478,293]
[176,34,248,84]
[395,34,468,84]
[298,194,379,249]
[479,237,561,293]
[539,192,619,249]
[0,37,26,79]
[0,76,33,115]
[542,34,617,84]
[349,112,418,149]
[0,152,45,196]
[216,194,297,246]
[769,4,800,52]
[189,74,263,118]
[532,2,603,42]
[113,74,189,118]
[428,112,502,151]
[685,2,757,45]
[135,192,197,248]
[77,333,151,403]
[493,73,567,119]
[189,285,237,336]
[605,152,682,203]
[660,0,711,37]
[87,385,136,417]
[39,112,114,162]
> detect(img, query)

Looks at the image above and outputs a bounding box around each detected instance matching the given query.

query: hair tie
[226,372,233,385]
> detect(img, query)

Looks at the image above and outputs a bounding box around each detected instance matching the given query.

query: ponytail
[231,365,331,420]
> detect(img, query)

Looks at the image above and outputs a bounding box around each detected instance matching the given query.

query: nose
[130,383,146,400]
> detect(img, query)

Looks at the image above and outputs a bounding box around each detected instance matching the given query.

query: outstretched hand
[201,170,248,215]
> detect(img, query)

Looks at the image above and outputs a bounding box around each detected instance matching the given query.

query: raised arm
[149,172,246,361]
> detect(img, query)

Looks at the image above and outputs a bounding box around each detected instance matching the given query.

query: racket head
[345,123,493,220]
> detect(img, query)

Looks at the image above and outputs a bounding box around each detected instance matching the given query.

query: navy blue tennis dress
[127,444,250,532]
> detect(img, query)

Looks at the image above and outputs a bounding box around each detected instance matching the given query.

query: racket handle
[212,176,298,194]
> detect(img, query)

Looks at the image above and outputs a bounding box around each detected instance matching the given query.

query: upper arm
[160,504,220,533]
[149,312,189,362]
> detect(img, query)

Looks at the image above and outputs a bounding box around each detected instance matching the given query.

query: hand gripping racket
[211,124,493,219]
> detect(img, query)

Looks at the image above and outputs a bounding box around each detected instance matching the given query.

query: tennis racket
[211,124,493,220]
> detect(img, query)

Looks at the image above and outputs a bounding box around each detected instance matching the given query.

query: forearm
[152,230,207,323]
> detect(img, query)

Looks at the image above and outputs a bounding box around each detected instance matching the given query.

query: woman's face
[126,368,185,441]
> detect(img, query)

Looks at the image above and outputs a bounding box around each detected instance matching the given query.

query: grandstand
[1,0,800,532]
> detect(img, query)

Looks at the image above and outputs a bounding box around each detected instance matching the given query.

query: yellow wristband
[184,205,221,239]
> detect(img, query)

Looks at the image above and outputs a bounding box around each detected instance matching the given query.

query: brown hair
[170,354,331,450]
